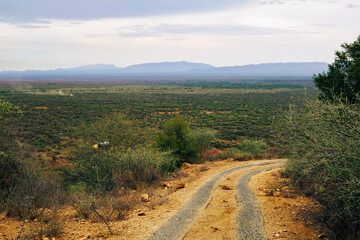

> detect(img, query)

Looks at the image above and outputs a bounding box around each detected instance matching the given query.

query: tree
[314,35,360,103]
[188,128,217,162]
[157,116,198,162]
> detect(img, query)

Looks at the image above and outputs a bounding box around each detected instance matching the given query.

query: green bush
[188,128,217,163]
[67,144,115,193]
[0,98,22,120]
[278,99,360,239]
[1,155,63,219]
[1,100,61,218]
[237,139,269,159]
[112,147,176,189]
[157,116,198,162]
[157,116,217,163]
[75,113,150,150]
[66,113,177,193]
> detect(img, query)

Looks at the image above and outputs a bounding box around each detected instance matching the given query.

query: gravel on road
[236,165,282,240]
[148,160,284,240]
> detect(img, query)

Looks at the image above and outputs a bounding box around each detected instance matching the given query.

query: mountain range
[0,61,328,79]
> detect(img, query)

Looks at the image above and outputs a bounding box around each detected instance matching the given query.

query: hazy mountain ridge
[0,61,328,79]
[122,61,214,73]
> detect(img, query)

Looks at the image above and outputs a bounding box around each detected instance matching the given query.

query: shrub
[158,117,217,163]
[278,99,360,239]
[67,144,115,193]
[237,139,269,159]
[2,158,63,219]
[157,116,198,163]
[1,100,62,218]
[66,113,177,193]
[188,128,217,163]
[112,147,176,189]
[0,98,22,120]
[217,148,252,161]
[75,113,150,151]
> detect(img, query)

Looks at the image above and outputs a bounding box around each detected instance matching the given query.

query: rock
[274,205,281,209]
[175,183,185,190]
[162,182,171,188]
[159,193,166,198]
[275,233,280,237]
[138,212,146,216]
[141,193,149,202]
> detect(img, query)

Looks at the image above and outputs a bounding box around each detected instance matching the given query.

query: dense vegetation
[280,99,360,239]
[1,81,314,154]
[64,113,178,193]
[283,36,360,239]
[0,99,62,219]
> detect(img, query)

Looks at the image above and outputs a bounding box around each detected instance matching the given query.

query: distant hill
[200,62,328,77]
[0,61,328,80]
[123,61,214,73]
[57,64,119,71]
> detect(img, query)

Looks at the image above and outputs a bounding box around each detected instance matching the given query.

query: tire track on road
[147,160,283,240]
[235,165,282,240]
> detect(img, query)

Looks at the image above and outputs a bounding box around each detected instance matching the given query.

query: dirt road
[148,160,283,240]
[1,159,330,239]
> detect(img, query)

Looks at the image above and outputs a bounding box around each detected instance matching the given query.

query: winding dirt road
[148,160,284,240]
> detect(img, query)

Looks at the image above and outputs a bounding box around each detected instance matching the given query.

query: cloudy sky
[0,0,359,71]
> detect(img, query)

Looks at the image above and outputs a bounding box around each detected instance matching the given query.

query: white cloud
[0,0,250,24]
[0,0,359,70]
[114,24,292,37]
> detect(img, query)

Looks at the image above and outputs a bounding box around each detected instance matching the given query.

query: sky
[0,0,359,71]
